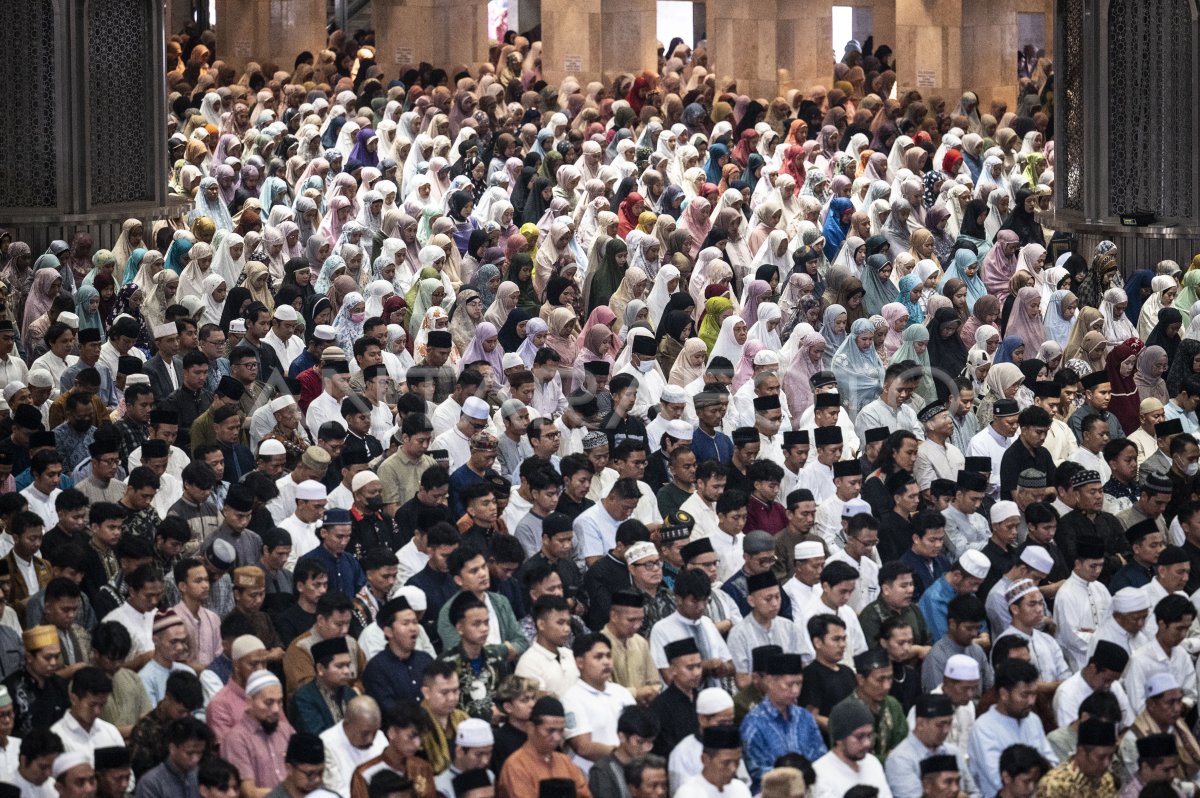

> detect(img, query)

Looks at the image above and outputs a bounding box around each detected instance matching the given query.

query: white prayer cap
[258,439,287,457]
[665,420,693,440]
[296,480,327,501]
[660,384,688,404]
[52,751,92,779]
[455,718,495,748]
[500,398,526,419]
[313,324,337,341]
[396,585,427,611]
[231,635,266,661]
[2,381,24,401]
[502,352,524,370]
[1019,545,1054,574]
[229,318,247,333]
[269,395,297,413]
[273,304,299,321]
[624,541,657,563]
[153,322,178,339]
[125,374,151,386]
[27,371,53,389]
[696,687,734,715]
[245,670,281,696]
[351,471,381,492]
[794,541,824,560]
[944,654,981,681]
[753,350,780,366]
[841,497,872,519]
[1112,587,1150,613]
[462,396,490,420]
[989,500,1019,524]
[957,550,990,580]
[1146,672,1181,699]
[58,312,79,329]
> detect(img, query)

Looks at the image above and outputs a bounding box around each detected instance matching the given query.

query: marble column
[373,0,491,77]
[962,0,1053,110]
[893,0,963,101]
[540,0,657,88]
[215,0,326,73]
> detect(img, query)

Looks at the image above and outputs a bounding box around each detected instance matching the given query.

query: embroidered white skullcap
[58,312,79,329]
[665,419,693,440]
[229,318,247,333]
[27,370,53,389]
[794,541,824,560]
[273,304,299,321]
[696,687,734,715]
[314,324,337,341]
[753,350,780,366]
[660,384,688,404]
[455,718,495,748]
[2,381,24,401]
[624,541,658,563]
[269,395,297,413]
[396,585,427,611]
[957,549,990,579]
[462,396,490,420]
[502,352,524,370]
[153,322,178,339]
[231,635,266,661]
[944,654,981,681]
[1146,671,1181,699]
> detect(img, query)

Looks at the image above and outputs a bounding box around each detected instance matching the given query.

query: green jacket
[435,590,530,657]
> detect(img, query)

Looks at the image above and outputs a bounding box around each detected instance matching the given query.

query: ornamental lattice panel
[0,0,58,209]
[1107,0,1194,218]
[88,0,157,206]
[1059,0,1084,211]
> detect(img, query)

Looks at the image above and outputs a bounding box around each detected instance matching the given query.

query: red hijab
[1105,337,1145,434]
[617,192,644,239]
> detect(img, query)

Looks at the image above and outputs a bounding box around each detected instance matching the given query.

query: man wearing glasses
[720,531,797,622]
[625,541,675,638]
[74,438,126,504]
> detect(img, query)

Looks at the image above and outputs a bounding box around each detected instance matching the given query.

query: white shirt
[562,679,636,774]
[995,625,1071,683]
[279,514,322,570]
[431,425,472,471]
[396,540,429,586]
[595,469,661,527]
[675,772,753,798]
[49,711,123,756]
[249,402,312,452]
[514,641,580,697]
[707,529,745,584]
[1053,670,1136,728]
[12,551,40,598]
[966,425,1015,498]
[321,722,387,797]
[151,472,183,519]
[0,734,18,783]
[263,330,304,374]
[668,734,753,795]
[103,602,157,654]
[1087,614,1154,660]
[914,438,965,490]
[99,340,145,377]
[649,611,733,682]
[795,595,867,667]
[827,549,880,613]
[726,612,813,673]
[813,493,850,549]
[305,391,346,441]
[267,475,303,525]
[812,751,894,798]
[13,768,56,798]
[128,444,189,478]
[796,459,837,505]
[782,577,823,616]
[1124,640,1199,714]
[1069,446,1112,484]
[796,406,860,457]
[30,351,77,394]
[326,484,353,511]
[19,485,60,530]
[431,396,464,440]
[1053,572,1112,671]
[616,363,665,421]
[532,373,567,417]
[0,353,29,387]
[679,493,722,541]
[575,501,624,561]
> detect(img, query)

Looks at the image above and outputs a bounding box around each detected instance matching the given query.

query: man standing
[222,671,295,794]
[673,726,749,798]
[967,659,1058,797]
[884,694,976,798]
[739,653,826,792]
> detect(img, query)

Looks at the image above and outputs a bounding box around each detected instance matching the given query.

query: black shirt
[598,412,648,449]
[272,603,316,648]
[517,551,584,604]
[491,722,528,774]
[650,684,697,757]
[349,509,401,560]
[392,497,452,549]
[999,442,1056,501]
[799,660,857,720]
[557,493,594,520]
[878,510,918,564]
[890,661,921,712]
[583,554,633,631]
[643,451,671,492]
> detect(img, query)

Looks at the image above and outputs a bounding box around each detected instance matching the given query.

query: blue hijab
[899,274,924,326]
[1123,269,1155,325]
[822,198,855,262]
[704,143,729,184]
[164,237,192,274]
[938,248,987,312]
[831,317,886,413]
[994,335,1026,364]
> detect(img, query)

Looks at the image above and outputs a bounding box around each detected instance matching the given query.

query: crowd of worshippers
[5,19,1200,798]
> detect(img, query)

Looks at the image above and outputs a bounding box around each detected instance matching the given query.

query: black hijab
[927,306,969,377]
[219,286,252,330]
[959,198,989,240]
[511,166,537,223]
[656,308,694,346]
[999,188,1046,247]
[1147,307,1183,362]
[497,307,531,352]
[654,292,696,340]
[522,177,551,224]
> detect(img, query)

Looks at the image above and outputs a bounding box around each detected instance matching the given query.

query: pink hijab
[981,229,1021,304]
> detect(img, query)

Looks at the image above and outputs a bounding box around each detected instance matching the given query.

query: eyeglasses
[634,560,663,570]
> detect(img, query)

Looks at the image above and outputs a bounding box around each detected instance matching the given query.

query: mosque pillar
[539,0,603,88]
[892,0,964,102]
[0,0,174,253]
[214,0,326,74]
[599,0,659,83]
[373,0,491,77]
[704,0,785,98]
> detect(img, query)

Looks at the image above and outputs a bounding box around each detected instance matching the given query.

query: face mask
[350,312,365,323]
[366,496,384,512]
[636,359,654,373]
[1188,463,1199,477]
